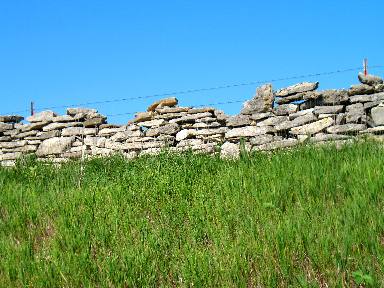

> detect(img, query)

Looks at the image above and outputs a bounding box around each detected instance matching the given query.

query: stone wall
[1,72,384,165]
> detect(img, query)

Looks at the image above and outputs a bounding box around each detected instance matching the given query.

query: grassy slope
[0,141,383,287]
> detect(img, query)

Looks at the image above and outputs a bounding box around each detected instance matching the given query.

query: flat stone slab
[0,115,24,123]
[349,92,384,103]
[36,137,75,156]
[225,126,275,139]
[169,112,212,124]
[358,72,383,86]
[359,126,384,134]
[241,84,274,114]
[147,97,178,112]
[145,123,180,137]
[66,108,97,116]
[371,106,384,126]
[27,111,57,123]
[348,84,375,96]
[0,123,14,132]
[290,117,334,135]
[273,104,298,116]
[314,105,344,115]
[276,82,319,97]
[326,124,366,134]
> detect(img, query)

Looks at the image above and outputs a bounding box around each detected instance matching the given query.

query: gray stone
[4,145,38,153]
[241,84,274,114]
[169,112,212,124]
[345,103,364,123]
[99,124,121,129]
[155,112,188,120]
[0,115,24,123]
[249,134,274,146]
[188,107,215,114]
[66,107,97,116]
[0,123,13,132]
[3,129,19,137]
[214,110,228,122]
[274,93,304,104]
[52,115,74,123]
[146,123,180,137]
[21,121,51,132]
[220,142,240,159]
[84,117,106,127]
[176,129,195,141]
[273,104,298,116]
[349,92,384,103]
[155,107,190,114]
[346,103,364,112]
[375,83,384,92]
[36,137,75,156]
[84,136,106,148]
[27,111,57,123]
[326,124,366,134]
[43,122,82,132]
[358,72,383,86]
[318,114,336,119]
[359,126,384,134]
[0,136,11,142]
[225,126,275,139]
[289,108,314,120]
[250,112,274,121]
[147,97,178,112]
[275,113,317,131]
[61,127,97,137]
[27,140,42,145]
[290,117,334,135]
[132,111,154,123]
[302,91,322,100]
[348,84,375,96]
[276,82,319,97]
[314,105,344,115]
[257,116,288,127]
[192,122,221,129]
[310,133,351,142]
[253,139,298,151]
[364,101,382,110]
[226,115,252,127]
[0,140,27,149]
[0,152,22,161]
[110,130,142,142]
[176,139,204,148]
[195,117,218,123]
[90,147,113,156]
[320,90,349,105]
[26,130,61,140]
[138,119,165,127]
[98,127,126,136]
[335,113,345,125]
[13,130,38,139]
[194,127,228,136]
[371,106,384,126]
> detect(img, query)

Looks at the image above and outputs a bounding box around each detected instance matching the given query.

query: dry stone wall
[1,72,384,165]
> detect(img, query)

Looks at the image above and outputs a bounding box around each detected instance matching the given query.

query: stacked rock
[1,72,384,165]
[110,97,230,156]
[0,108,108,165]
[0,115,25,165]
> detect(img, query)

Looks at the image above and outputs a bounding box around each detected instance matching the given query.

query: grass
[0,140,383,287]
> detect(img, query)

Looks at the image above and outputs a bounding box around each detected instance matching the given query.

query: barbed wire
[1,65,383,116]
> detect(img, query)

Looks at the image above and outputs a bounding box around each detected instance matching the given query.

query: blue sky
[0,0,383,123]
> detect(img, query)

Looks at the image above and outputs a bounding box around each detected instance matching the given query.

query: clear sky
[0,0,383,123]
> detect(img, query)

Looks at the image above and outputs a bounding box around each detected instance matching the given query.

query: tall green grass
[0,141,383,287]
